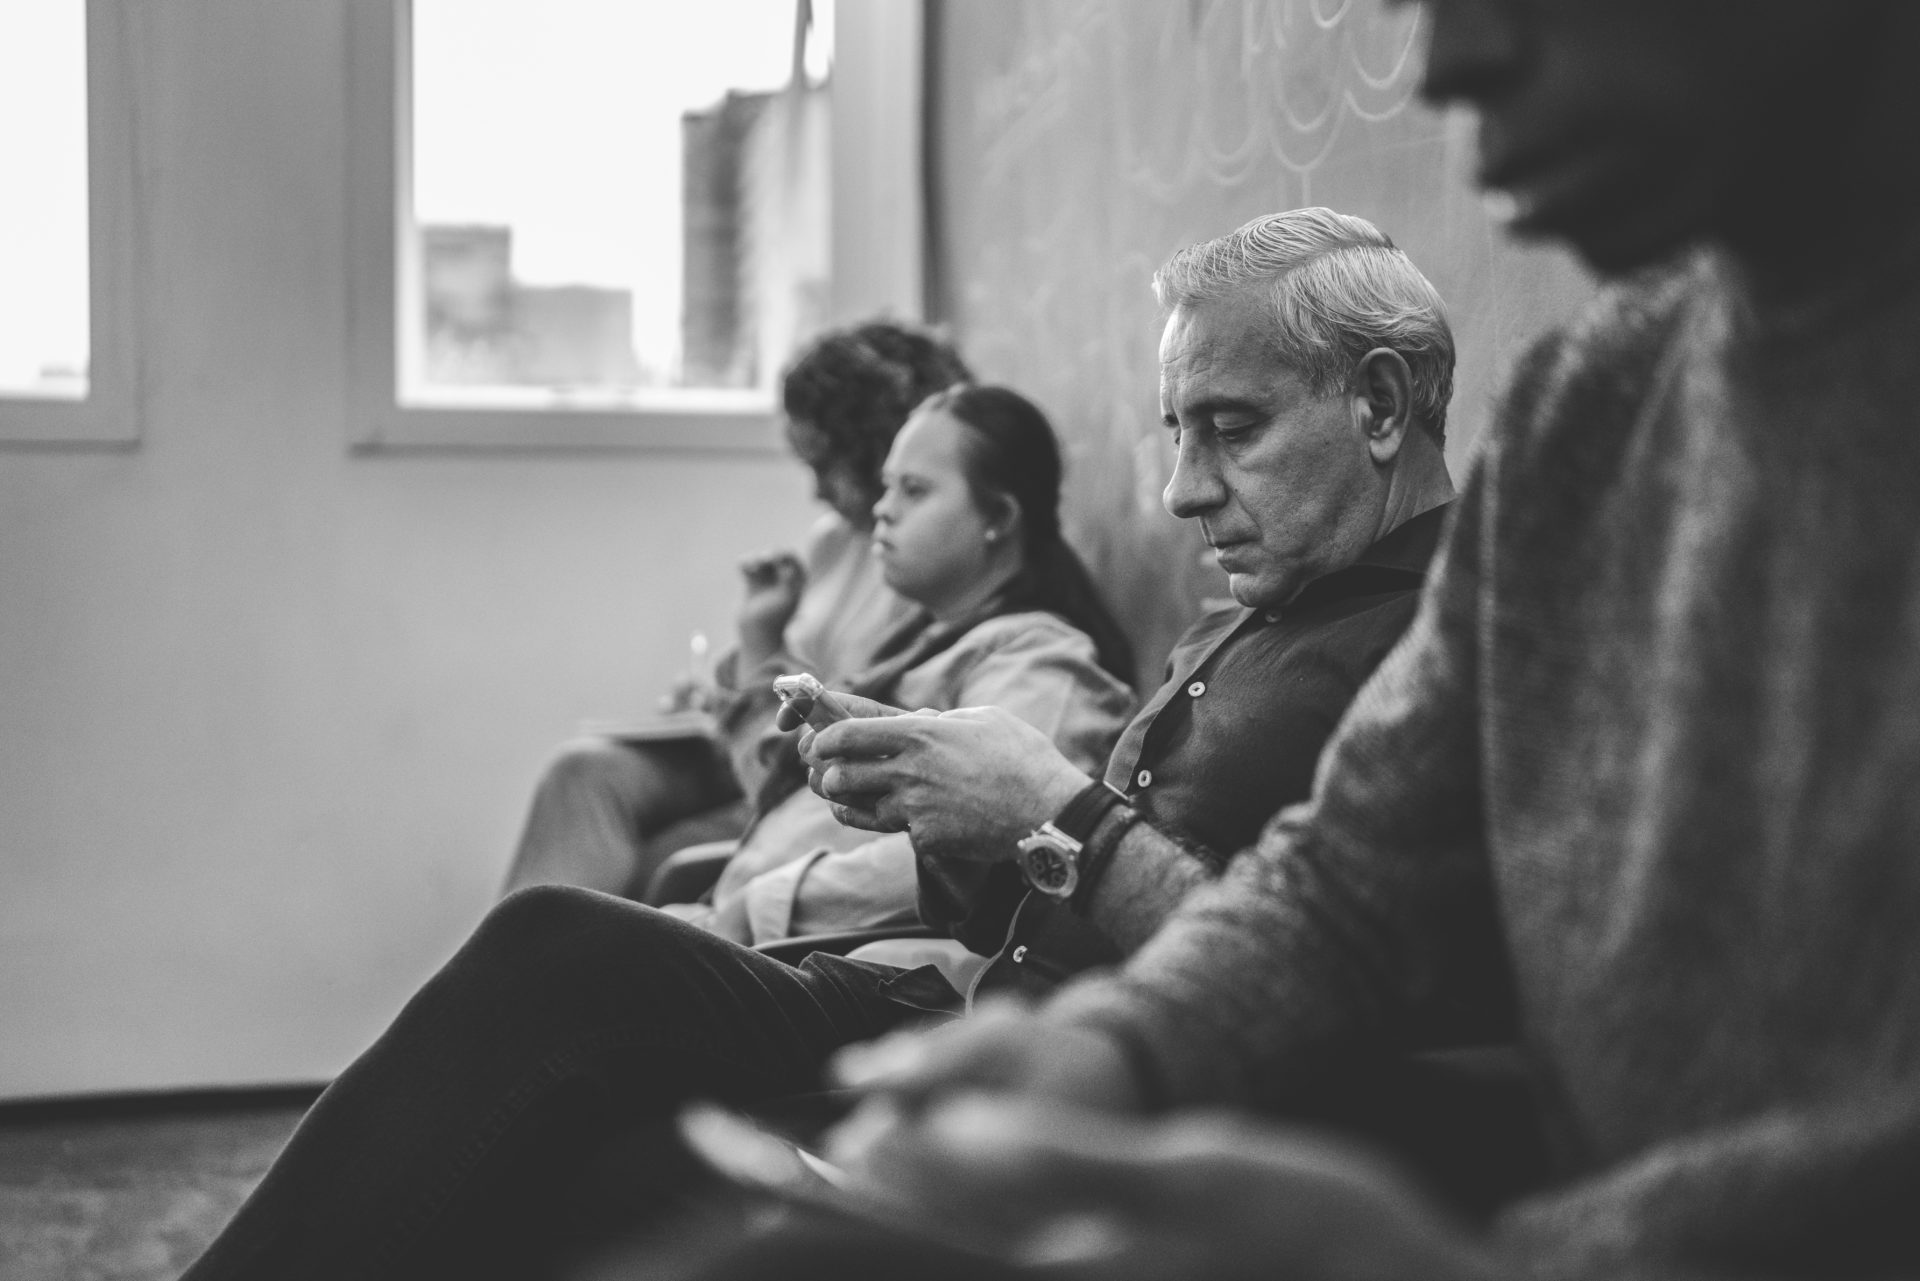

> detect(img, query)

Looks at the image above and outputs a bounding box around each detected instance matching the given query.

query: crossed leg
[181,886,921,1281]
[503,737,749,897]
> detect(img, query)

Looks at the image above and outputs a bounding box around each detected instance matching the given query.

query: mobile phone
[676,1103,1008,1263]
[772,673,855,728]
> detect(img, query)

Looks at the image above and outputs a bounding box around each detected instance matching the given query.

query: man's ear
[1350,348,1415,465]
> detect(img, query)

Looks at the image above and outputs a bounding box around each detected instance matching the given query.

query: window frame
[0,0,141,448]
[344,0,926,454]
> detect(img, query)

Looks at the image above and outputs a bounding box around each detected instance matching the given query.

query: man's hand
[831,999,1144,1113]
[821,1001,1146,1243]
[736,550,805,668]
[802,706,1093,860]
[829,1094,1496,1281]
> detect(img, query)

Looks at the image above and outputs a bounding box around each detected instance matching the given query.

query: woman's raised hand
[735,550,806,668]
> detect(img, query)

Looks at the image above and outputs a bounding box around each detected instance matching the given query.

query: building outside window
[405,0,833,410]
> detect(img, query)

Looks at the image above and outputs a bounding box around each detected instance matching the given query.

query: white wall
[0,0,817,1099]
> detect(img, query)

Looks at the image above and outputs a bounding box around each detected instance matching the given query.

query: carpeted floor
[0,1089,317,1281]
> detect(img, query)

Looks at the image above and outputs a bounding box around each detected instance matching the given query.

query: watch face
[1019,836,1079,899]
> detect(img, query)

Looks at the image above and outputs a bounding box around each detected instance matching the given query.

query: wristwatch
[1016,822,1086,899]
[1016,781,1128,901]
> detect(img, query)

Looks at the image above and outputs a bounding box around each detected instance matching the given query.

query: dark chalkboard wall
[927,0,1594,683]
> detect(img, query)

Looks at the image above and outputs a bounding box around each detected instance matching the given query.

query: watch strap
[1053,780,1128,843]
[1068,799,1138,913]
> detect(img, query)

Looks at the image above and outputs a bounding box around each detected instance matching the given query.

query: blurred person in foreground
[501,320,964,898]
[771,2,1920,1279]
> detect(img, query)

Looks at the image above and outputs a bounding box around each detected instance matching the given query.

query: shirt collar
[1273,500,1453,616]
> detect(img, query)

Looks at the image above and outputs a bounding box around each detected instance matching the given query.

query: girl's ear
[981,490,1022,545]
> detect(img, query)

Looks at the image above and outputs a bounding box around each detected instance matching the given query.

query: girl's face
[785,417,879,531]
[871,407,1006,611]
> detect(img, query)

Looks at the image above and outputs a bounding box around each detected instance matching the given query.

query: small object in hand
[773,673,855,729]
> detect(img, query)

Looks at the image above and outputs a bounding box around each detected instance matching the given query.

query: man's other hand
[831,999,1143,1112]
[830,1094,1495,1281]
[802,706,1093,859]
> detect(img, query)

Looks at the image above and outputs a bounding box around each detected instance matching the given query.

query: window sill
[350,401,782,454]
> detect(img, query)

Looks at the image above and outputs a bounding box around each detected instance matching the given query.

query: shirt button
[1135,769,1153,788]
[1011,945,1028,963]
[1187,680,1206,698]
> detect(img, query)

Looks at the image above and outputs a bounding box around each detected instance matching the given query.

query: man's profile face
[1408,0,1855,271]
[1158,284,1382,611]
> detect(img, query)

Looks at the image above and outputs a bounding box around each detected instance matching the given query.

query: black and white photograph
[2,1,1916,1278]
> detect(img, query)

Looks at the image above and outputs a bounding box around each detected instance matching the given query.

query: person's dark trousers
[180,886,926,1281]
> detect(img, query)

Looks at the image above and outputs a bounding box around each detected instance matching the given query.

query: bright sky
[0,1,88,394]
[413,0,830,373]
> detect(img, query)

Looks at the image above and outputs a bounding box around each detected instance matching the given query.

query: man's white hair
[1153,208,1456,443]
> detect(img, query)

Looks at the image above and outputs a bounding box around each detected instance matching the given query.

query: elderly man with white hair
[809,206,1460,1012]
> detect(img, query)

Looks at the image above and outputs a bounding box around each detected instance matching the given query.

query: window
[408,0,829,404]
[348,0,924,451]
[0,0,138,445]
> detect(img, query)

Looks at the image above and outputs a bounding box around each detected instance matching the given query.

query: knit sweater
[1050,246,1920,1280]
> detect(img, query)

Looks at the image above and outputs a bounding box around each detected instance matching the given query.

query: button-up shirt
[924,503,1451,974]
[1104,505,1450,863]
